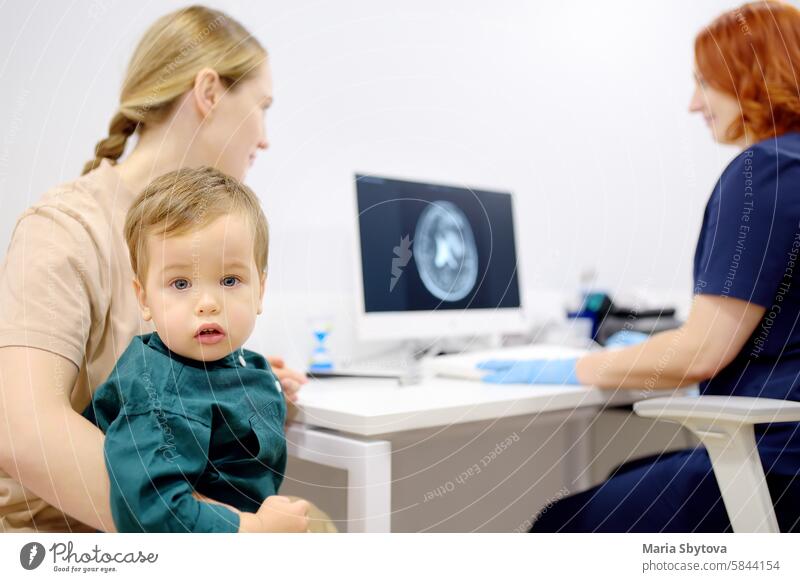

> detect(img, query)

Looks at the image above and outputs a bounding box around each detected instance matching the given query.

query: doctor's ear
[132,277,152,322]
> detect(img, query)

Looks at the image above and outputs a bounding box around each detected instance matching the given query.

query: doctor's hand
[477,358,580,385]
[604,330,649,349]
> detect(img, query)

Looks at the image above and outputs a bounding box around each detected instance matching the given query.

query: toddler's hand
[254,495,310,532]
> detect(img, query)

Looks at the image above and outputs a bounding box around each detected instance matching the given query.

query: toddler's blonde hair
[124,167,269,285]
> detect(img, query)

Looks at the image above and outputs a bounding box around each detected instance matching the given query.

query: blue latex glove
[604,330,649,349]
[477,358,580,385]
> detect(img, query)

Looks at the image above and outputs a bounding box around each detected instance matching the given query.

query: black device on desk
[584,293,681,345]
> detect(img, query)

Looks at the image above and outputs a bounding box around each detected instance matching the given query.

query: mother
[0,5,306,532]
[481,1,800,532]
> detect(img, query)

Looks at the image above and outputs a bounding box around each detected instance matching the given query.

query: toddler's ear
[257,271,267,315]
[132,277,152,322]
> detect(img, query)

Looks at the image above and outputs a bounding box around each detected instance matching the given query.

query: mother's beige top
[0,159,154,532]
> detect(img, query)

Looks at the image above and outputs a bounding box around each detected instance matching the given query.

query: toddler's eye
[222,276,240,287]
[171,279,190,291]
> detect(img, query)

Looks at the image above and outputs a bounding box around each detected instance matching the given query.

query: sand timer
[308,317,334,372]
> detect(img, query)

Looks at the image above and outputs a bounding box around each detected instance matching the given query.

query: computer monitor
[353,173,526,342]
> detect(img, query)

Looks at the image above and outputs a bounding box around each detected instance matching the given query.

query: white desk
[285,345,677,532]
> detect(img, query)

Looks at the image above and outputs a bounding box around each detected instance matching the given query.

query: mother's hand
[267,355,308,386]
[192,491,241,514]
[280,378,302,404]
[267,356,307,407]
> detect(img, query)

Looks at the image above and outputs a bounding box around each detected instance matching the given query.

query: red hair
[696,0,800,142]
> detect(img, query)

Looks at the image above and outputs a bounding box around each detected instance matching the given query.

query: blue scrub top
[694,132,800,475]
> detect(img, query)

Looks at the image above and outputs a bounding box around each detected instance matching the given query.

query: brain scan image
[413,201,479,302]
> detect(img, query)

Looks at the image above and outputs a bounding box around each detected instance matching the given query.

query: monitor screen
[356,174,521,314]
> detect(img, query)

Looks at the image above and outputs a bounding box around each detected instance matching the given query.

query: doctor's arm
[479,295,765,388]
[575,294,765,389]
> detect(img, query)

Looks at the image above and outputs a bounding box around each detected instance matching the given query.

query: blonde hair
[82,5,266,175]
[124,167,269,285]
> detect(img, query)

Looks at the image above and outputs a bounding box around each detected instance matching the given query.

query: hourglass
[308,318,334,372]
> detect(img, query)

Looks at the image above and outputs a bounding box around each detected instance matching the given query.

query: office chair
[634,395,800,533]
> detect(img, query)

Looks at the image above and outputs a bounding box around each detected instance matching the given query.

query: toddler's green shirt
[82,331,287,532]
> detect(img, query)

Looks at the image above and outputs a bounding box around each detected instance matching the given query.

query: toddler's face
[133,212,266,362]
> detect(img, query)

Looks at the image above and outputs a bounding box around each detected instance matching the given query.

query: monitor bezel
[351,172,528,342]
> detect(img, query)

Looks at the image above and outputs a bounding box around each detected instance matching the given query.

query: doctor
[480,0,800,532]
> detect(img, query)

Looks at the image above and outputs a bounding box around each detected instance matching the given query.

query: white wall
[0,0,751,370]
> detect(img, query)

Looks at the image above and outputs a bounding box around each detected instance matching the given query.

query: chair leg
[685,422,779,533]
